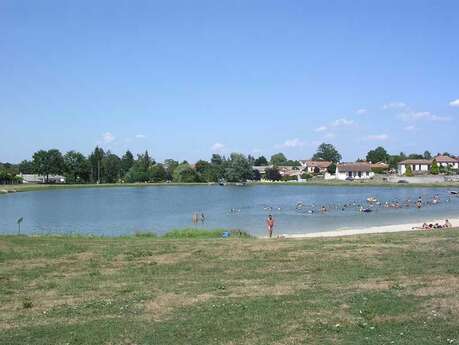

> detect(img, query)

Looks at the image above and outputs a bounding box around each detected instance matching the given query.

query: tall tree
[89,147,105,183]
[121,150,135,177]
[366,146,389,163]
[64,151,89,183]
[18,160,34,174]
[102,152,121,183]
[149,164,167,182]
[265,167,282,181]
[173,163,200,183]
[423,151,432,160]
[32,149,64,183]
[270,153,288,166]
[312,143,342,163]
[254,156,268,166]
[164,159,179,181]
[224,153,254,182]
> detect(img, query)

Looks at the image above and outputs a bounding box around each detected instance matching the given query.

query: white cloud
[331,118,354,127]
[211,142,225,153]
[323,132,335,139]
[400,111,450,122]
[383,101,407,110]
[314,126,328,132]
[280,138,305,148]
[367,134,389,141]
[135,134,146,139]
[102,132,115,144]
[404,125,416,131]
[449,99,459,107]
[356,108,368,115]
[431,115,451,122]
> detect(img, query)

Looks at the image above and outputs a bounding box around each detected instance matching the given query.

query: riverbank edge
[1,180,459,194]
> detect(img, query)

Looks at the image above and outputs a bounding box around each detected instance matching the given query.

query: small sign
[17,217,24,224]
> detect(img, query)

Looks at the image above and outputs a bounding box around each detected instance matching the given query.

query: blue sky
[1,0,458,163]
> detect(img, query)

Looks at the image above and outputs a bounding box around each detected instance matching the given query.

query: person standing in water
[266,215,275,238]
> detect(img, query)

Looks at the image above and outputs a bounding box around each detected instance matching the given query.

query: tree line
[1,143,456,185]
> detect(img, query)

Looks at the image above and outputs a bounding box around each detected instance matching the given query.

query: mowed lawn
[1,231,459,345]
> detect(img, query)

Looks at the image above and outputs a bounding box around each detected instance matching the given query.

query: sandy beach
[279,217,459,239]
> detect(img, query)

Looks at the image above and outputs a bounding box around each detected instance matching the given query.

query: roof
[370,162,389,169]
[301,160,332,168]
[337,162,371,172]
[398,159,432,165]
[434,155,459,163]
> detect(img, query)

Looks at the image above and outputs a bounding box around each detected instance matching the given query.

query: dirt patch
[153,252,191,265]
[414,276,459,297]
[227,280,303,298]
[144,292,213,321]
[351,279,392,291]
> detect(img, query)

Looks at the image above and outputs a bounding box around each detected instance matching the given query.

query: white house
[300,160,332,174]
[397,159,432,175]
[335,162,374,180]
[434,155,459,170]
[19,173,66,184]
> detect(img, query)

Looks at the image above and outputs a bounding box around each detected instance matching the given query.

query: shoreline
[1,180,459,194]
[279,217,459,239]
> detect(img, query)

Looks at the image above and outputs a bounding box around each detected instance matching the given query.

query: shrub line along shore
[1,179,459,194]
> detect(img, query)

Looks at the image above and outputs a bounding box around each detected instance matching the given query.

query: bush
[282,175,298,182]
[162,228,251,239]
[301,173,313,180]
[405,165,413,177]
[431,160,439,175]
[23,297,33,309]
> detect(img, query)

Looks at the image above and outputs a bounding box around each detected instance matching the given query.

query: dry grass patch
[144,292,213,321]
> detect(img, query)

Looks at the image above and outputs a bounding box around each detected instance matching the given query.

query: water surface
[0,185,458,236]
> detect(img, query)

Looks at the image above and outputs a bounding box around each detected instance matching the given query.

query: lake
[0,185,458,236]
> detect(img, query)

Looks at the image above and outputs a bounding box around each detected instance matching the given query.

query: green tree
[254,156,268,166]
[431,159,439,175]
[312,143,342,163]
[102,152,121,183]
[327,162,337,174]
[149,164,167,182]
[89,147,105,183]
[210,154,223,166]
[195,160,218,182]
[32,149,64,183]
[121,151,135,177]
[18,160,34,174]
[164,159,179,181]
[173,163,200,183]
[423,151,432,160]
[64,151,89,183]
[270,153,288,166]
[224,153,253,182]
[366,146,389,163]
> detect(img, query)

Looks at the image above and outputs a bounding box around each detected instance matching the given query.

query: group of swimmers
[292,193,455,215]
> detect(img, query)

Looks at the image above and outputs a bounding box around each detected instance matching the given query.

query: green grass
[1,230,459,344]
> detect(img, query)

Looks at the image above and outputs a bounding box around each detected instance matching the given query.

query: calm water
[0,185,458,236]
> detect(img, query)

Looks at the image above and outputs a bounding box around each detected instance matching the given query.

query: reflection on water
[0,185,458,236]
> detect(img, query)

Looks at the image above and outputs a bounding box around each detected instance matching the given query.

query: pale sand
[276,217,459,239]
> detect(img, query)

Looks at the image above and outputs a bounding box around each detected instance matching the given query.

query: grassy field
[1,231,459,344]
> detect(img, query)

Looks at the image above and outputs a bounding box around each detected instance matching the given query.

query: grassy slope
[1,231,459,344]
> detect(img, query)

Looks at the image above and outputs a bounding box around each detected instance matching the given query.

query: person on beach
[266,215,275,238]
[444,219,452,228]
